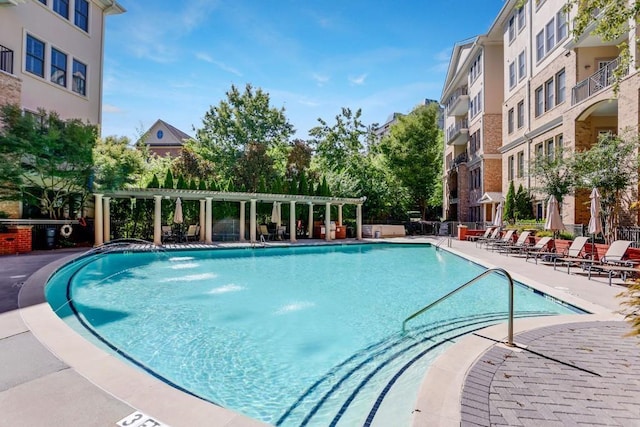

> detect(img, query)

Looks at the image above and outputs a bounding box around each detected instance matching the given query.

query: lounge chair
[523,237,555,263]
[467,226,495,242]
[485,229,515,251]
[475,227,501,248]
[582,240,635,280]
[552,236,591,273]
[185,225,200,242]
[497,231,532,255]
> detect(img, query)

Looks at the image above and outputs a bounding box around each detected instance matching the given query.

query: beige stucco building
[0,0,124,123]
[442,0,640,227]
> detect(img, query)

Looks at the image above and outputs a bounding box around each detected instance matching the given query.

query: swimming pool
[46,243,583,426]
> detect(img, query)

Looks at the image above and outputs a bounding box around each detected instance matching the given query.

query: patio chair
[185,225,200,242]
[485,229,515,251]
[581,240,634,279]
[476,227,501,248]
[497,231,532,255]
[467,226,495,242]
[258,224,274,241]
[552,236,599,273]
[161,225,174,243]
[522,237,555,263]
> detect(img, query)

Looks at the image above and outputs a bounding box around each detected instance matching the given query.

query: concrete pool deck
[0,238,638,426]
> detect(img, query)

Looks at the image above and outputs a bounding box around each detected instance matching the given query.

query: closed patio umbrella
[544,196,564,235]
[173,197,184,225]
[588,188,602,256]
[493,201,503,227]
[271,202,281,226]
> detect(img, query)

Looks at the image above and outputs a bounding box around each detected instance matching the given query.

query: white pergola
[94,189,366,246]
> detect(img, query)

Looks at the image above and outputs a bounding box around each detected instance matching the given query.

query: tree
[567,0,639,91]
[0,104,96,219]
[378,103,443,219]
[92,136,145,191]
[531,147,575,207]
[573,132,639,243]
[515,184,534,220]
[504,180,516,223]
[195,83,294,183]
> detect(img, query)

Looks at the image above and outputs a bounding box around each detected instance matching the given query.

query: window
[508,108,514,133]
[517,6,526,31]
[75,0,89,32]
[470,91,482,118]
[545,79,554,111]
[470,53,482,82]
[53,0,69,19]
[546,138,555,160]
[556,10,568,41]
[51,48,67,87]
[72,59,86,96]
[517,101,525,128]
[535,86,543,117]
[38,0,47,4]
[517,151,525,178]
[508,15,516,42]
[26,35,45,78]
[508,155,515,181]
[536,30,545,62]
[545,19,555,53]
[556,69,566,104]
[518,50,526,80]
[509,62,516,88]
[535,143,543,159]
[556,134,563,152]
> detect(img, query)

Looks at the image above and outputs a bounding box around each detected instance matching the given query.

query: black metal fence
[0,44,13,75]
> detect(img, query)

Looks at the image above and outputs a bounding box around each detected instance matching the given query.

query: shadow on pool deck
[1,239,638,426]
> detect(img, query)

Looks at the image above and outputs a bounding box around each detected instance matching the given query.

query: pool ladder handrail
[435,236,452,250]
[402,267,515,346]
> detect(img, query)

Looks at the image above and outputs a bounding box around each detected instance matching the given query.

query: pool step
[276,311,552,426]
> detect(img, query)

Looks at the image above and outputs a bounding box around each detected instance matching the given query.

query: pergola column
[239,201,246,242]
[199,200,206,242]
[356,204,363,240]
[325,202,331,241]
[289,201,297,242]
[308,203,314,239]
[338,204,343,225]
[93,193,104,246]
[205,197,213,244]
[103,196,111,243]
[250,199,257,243]
[153,195,162,245]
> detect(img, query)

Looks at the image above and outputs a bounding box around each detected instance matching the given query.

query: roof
[143,119,192,147]
[477,192,504,204]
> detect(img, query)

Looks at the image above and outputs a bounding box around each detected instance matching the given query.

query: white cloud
[103,104,123,114]
[349,73,368,85]
[312,73,330,86]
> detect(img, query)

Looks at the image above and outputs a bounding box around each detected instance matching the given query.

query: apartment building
[441,26,504,223]
[0,0,125,124]
[443,0,639,226]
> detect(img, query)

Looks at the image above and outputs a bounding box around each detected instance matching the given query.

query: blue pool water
[46,243,583,426]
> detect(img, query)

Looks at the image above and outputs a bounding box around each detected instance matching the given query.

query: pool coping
[17,238,626,426]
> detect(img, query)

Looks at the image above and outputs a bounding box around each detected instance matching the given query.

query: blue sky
[101,0,505,142]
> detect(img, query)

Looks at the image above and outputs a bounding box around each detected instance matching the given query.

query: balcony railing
[572,57,627,105]
[445,86,469,117]
[0,44,14,75]
[446,118,469,145]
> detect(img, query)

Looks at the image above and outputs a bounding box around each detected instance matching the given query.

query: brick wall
[483,114,503,154]
[0,226,32,255]
[0,72,21,107]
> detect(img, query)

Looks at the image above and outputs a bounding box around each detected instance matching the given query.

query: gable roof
[143,119,192,147]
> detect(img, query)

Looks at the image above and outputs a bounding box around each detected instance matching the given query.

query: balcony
[572,57,628,105]
[446,119,469,146]
[0,44,13,75]
[445,87,469,117]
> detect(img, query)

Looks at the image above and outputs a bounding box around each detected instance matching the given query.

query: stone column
[289,201,297,242]
[103,196,111,243]
[205,197,213,244]
[325,202,331,241]
[308,203,314,239]
[356,204,363,240]
[250,199,257,243]
[239,201,246,242]
[199,200,206,242]
[153,195,162,245]
[94,193,104,246]
[338,204,343,225]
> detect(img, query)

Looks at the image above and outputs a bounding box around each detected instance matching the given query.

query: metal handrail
[402,267,515,346]
[435,236,451,250]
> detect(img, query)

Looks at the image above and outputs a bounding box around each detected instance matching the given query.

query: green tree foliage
[378,103,443,219]
[93,136,145,191]
[147,174,160,188]
[504,181,516,222]
[195,83,294,184]
[163,169,174,189]
[172,143,218,183]
[515,184,534,220]
[234,142,276,192]
[573,132,639,243]
[531,147,575,206]
[0,104,96,218]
